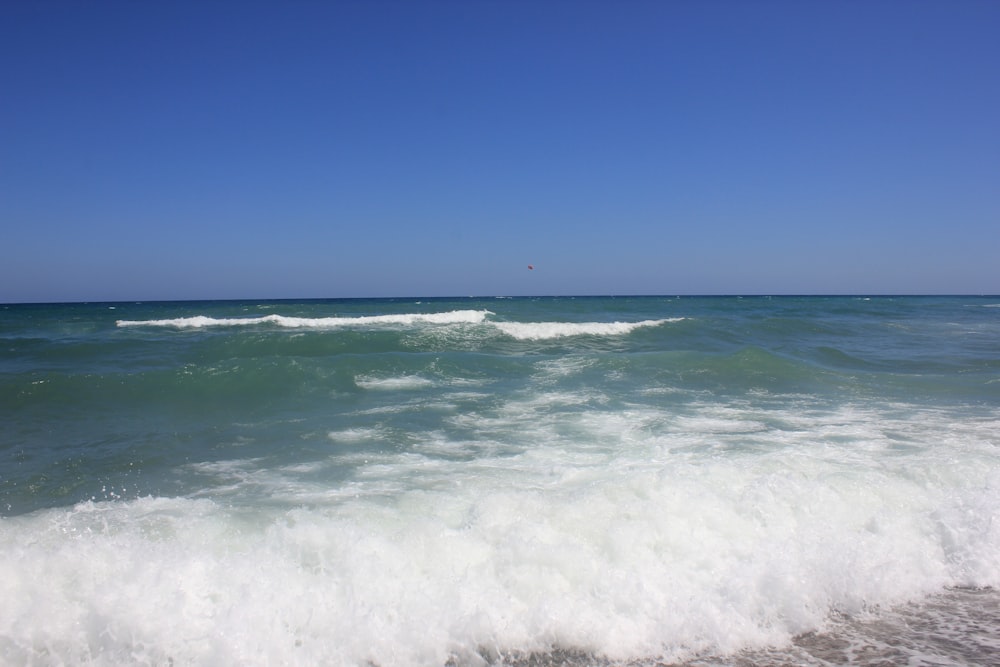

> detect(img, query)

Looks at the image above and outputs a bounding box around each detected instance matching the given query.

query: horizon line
[4,293,1000,307]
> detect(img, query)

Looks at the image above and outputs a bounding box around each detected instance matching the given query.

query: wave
[3,400,999,666]
[492,318,682,340]
[355,375,435,391]
[116,310,492,329]
[115,311,683,343]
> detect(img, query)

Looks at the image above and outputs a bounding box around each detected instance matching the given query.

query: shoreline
[468,587,1000,667]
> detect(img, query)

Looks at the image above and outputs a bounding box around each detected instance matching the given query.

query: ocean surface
[1,295,999,666]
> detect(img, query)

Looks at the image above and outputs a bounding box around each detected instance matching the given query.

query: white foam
[492,318,681,340]
[327,426,389,442]
[532,356,597,379]
[116,310,492,329]
[2,404,999,665]
[355,375,434,390]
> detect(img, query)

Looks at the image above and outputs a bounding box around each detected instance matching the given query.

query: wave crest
[492,318,681,340]
[116,310,493,329]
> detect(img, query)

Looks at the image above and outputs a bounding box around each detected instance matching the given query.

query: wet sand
[476,587,1000,667]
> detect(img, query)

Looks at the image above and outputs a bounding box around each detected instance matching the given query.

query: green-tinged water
[2,295,999,665]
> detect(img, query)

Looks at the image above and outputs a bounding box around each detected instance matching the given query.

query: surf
[4,296,1000,665]
[116,309,493,329]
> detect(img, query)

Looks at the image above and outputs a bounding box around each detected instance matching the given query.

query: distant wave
[116,311,683,340]
[492,318,682,340]
[116,310,492,329]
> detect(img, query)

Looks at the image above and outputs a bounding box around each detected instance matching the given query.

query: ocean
[1,295,998,666]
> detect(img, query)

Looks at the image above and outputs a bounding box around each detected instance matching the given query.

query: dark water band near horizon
[2,296,998,665]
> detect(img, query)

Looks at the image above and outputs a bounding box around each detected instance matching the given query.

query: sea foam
[116,310,492,329]
[3,409,998,666]
[492,318,681,340]
[7,296,1000,666]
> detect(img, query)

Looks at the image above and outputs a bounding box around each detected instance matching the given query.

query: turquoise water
[2,296,999,664]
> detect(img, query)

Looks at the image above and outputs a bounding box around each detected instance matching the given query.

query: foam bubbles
[327,426,389,442]
[492,318,681,340]
[4,414,998,666]
[3,392,1000,665]
[355,375,435,390]
[116,310,492,329]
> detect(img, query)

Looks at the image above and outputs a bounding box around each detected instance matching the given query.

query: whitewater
[1,296,998,665]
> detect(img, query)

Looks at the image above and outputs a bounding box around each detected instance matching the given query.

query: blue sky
[2,0,997,302]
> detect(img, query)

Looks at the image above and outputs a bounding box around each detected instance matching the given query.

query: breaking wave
[116,310,493,329]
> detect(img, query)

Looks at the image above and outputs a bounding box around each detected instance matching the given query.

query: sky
[2,0,998,302]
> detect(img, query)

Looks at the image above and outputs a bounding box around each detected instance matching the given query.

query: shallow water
[2,296,998,665]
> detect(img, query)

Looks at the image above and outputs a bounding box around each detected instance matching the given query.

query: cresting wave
[115,310,682,339]
[116,309,493,329]
[492,318,681,340]
[8,296,998,665]
[3,400,999,666]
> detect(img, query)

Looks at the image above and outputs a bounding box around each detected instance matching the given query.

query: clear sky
[2,0,997,302]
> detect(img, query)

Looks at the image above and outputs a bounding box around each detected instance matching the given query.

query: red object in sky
[528,265,534,270]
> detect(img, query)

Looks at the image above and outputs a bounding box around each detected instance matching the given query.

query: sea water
[1,296,998,666]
